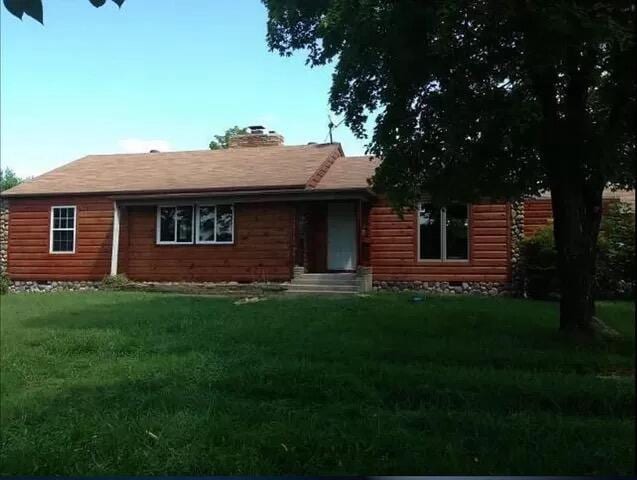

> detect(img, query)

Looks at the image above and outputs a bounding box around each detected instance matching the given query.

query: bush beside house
[596,201,635,298]
[520,226,559,299]
[0,272,9,295]
[520,201,635,300]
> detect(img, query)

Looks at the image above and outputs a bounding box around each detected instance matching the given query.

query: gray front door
[327,202,357,271]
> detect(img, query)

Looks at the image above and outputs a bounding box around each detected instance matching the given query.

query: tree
[2,0,124,24]
[0,168,22,192]
[264,0,635,337]
[209,126,248,150]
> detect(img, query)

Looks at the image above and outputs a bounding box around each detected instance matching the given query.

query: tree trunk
[550,180,603,335]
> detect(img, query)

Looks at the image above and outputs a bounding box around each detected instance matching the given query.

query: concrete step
[295,273,357,280]
[286,273,361,295]
[285,288,359,295]
[286,283,359,292]
[290,277,359,286]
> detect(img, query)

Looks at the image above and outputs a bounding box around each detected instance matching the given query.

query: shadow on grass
[1,349,634,475]
[15,292,635,371]
[2,293,635,474]
[7,294,635,418]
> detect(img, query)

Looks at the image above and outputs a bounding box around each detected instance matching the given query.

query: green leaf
[3,0,42,23]
[22,0,42,23]
[3,0,25,18]
[89,0,107,7]
[111,0,125,6]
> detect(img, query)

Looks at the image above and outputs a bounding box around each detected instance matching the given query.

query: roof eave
[0,183,309,199]
[112,186,376,203]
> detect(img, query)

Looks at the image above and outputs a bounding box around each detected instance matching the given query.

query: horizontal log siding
[8,196,114,280]
[523,197,619,238]
[524,198,553,237]
[369,201,511,282]
[124,203,294,282]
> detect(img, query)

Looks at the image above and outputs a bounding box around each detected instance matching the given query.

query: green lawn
[0,292,634,475]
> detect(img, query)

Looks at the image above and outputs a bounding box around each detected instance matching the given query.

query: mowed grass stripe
[0,292,634,474]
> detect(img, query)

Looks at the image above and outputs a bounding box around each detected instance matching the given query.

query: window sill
[417,259,470,265]
[155,242,235,246]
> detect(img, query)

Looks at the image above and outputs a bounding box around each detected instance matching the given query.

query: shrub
[0,272,10,295]
[596,201,635,298]
[519,225,559,299]
[520,201,635,300]
[101,273,130,290]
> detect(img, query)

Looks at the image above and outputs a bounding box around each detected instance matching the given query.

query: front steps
[285,272,360,295]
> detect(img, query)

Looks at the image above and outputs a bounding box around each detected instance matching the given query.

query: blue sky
[0,0,372,178]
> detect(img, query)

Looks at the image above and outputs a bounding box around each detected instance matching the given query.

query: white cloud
[117,138,173,153]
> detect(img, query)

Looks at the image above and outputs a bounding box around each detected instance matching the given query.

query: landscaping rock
[8,280,101,293]
[374,280,510,296]
[234,296,267,305]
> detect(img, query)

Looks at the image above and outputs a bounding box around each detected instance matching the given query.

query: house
[0,127,630,294]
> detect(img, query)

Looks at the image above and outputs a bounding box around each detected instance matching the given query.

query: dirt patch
[119,281,286,297]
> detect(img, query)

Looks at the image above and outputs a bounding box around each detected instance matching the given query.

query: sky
[0,0,373,178]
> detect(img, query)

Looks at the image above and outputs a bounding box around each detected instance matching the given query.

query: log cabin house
[1,127,630,294]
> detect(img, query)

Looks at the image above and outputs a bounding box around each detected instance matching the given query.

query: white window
[50,206,76,254]
[156,205,194,244]
[196,205,234,244]
[156,204,234,245]
[418,204,469,261]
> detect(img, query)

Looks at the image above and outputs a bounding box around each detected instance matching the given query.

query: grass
[0,292,634,475]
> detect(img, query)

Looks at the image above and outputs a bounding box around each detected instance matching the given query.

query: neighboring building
[1,127,633,293]
[525,188,635,237]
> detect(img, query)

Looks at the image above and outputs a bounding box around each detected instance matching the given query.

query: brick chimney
[228,125,284,148]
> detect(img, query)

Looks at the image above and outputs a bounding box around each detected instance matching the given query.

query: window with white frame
[50,206,76,253]
[418,204,469,260]
[156,204,234,245]
[157,206,194,244]
[196,205,234,244]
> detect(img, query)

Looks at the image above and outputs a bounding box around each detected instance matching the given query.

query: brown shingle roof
[2,144,347,197]
[314,155,380,190]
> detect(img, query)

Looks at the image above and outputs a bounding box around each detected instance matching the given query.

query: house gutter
[111,187,376,206]
[0,183,309,199]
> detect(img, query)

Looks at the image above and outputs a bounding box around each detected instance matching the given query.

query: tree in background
[209,126,247,150]
[3,0,124,24]
[265,0,635,337]
[0,168,22,192]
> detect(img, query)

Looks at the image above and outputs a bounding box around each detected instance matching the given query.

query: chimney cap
[247,125,266,134]
[149,149,160,153]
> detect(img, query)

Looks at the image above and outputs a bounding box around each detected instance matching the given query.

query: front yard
[0,292,634,475]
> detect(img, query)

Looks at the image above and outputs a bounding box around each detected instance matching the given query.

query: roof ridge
[80,143,339,158]
[305,146,343,189]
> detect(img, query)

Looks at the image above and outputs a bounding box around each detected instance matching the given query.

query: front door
[327,202,357,271]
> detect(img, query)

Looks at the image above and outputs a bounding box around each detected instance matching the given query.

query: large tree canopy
[265,0,635,335]
[2,0,124,24]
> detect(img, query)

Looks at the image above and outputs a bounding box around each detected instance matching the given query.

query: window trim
[49,205,77,254]
[417,203,470,263]
[195,204,235,245]
[155,205,195,245]
[155,203,235,245]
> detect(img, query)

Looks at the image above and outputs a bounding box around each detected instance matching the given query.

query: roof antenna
[327,114,345,144]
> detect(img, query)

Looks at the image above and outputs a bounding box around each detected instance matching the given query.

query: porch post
[110,201,120,276]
